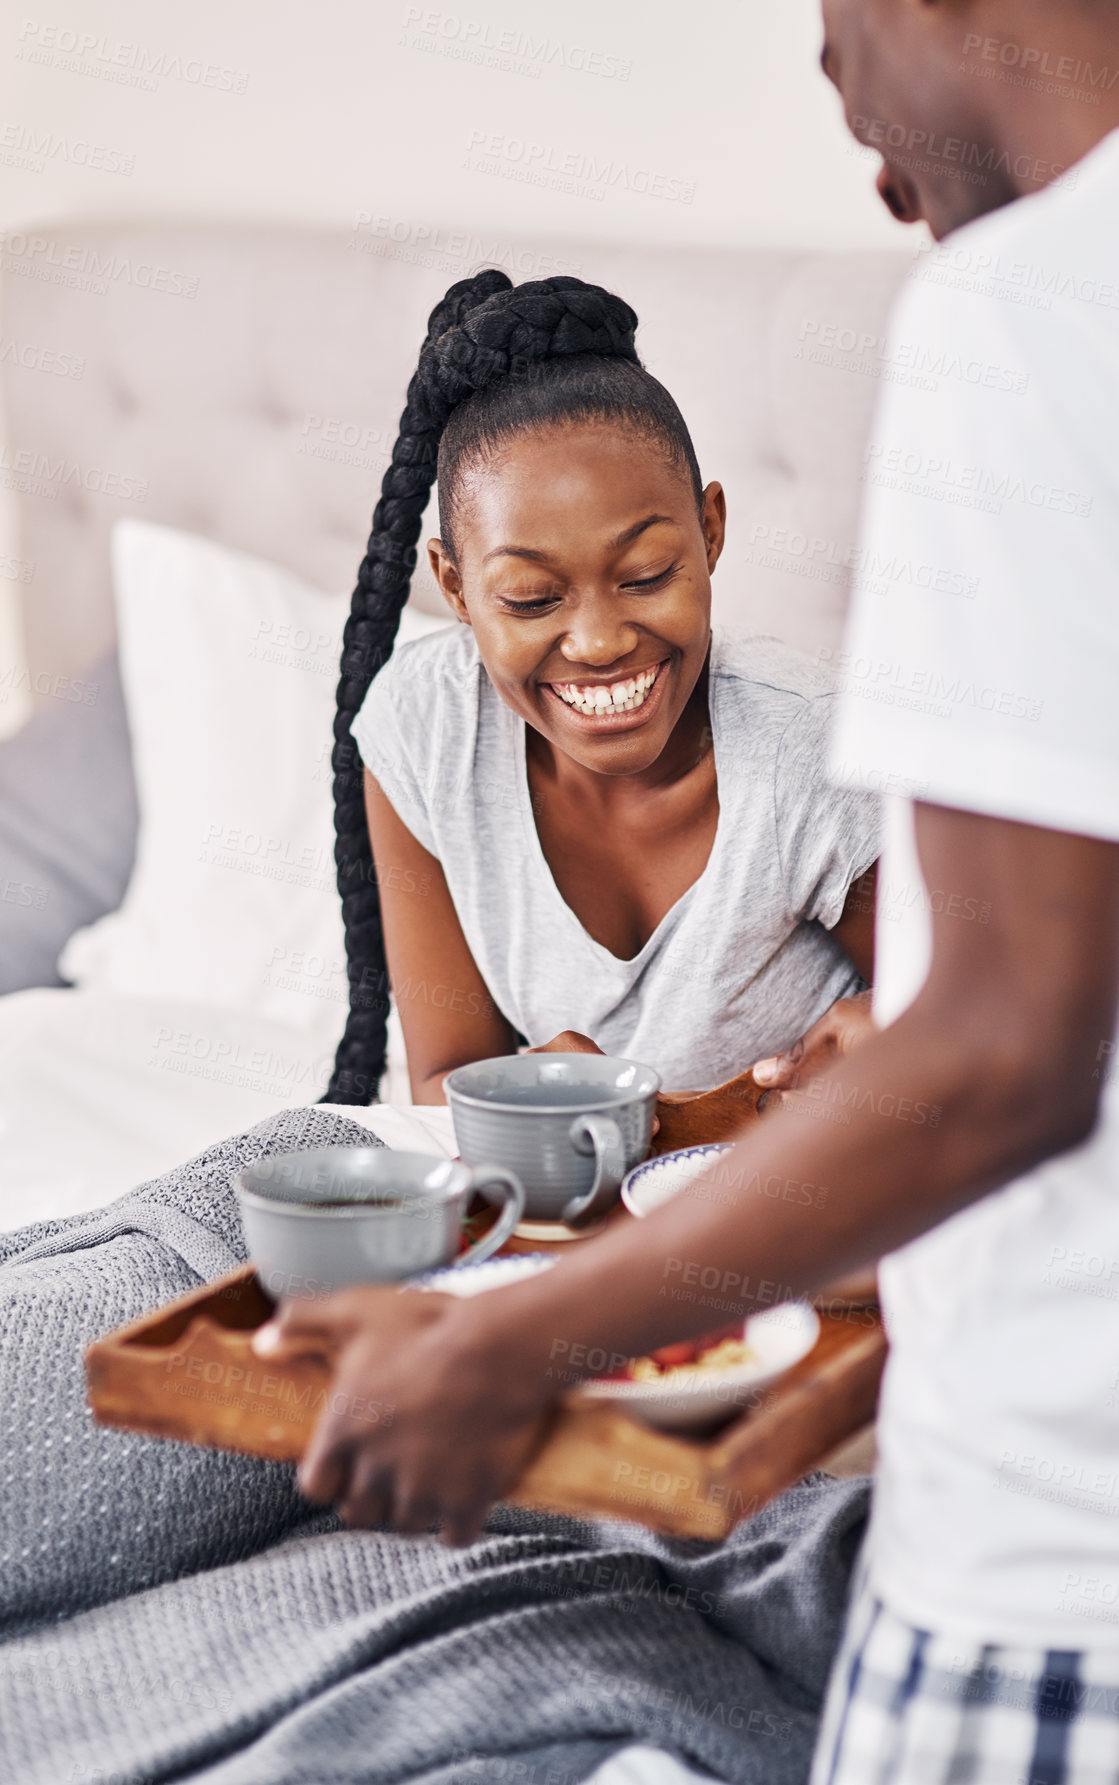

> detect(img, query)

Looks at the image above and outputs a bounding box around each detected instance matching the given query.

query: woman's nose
[876,160,923,225]
[559,598,639,668]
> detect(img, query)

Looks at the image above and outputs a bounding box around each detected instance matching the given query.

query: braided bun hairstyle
[323,271,704,1103]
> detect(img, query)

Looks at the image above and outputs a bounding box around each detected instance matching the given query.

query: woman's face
[428,424,726,779]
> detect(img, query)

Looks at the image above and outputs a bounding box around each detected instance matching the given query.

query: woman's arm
[364,770,516,1101]
[832,861,877,983]
[751,862,879,1102]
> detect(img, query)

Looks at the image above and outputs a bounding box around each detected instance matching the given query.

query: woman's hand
[254,1286,557,1544]
[422,1031,603,1101]
[752,990,876,1113]
[526,1032,662,1136]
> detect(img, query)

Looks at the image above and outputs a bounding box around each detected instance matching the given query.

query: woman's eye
[494,565,680,610]
[623,563,680,592]
[497,595,561,614]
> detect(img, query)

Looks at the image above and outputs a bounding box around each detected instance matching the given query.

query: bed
[0,221,903,1785]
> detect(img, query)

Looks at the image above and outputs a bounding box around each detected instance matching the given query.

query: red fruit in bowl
[596,1320,747,1381]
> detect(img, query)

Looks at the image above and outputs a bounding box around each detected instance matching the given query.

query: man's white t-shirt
[831,128,1119,1648]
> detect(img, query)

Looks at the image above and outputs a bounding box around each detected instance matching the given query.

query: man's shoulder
[893,135,1119,347]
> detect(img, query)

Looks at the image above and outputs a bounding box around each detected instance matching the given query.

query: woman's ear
[701,483,727,574]
[427,539,470,624]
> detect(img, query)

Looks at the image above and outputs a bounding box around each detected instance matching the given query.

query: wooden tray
[652,1068,768,1157]
[86,1267,885,1540]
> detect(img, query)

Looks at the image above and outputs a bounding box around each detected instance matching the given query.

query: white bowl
[578,1301,821,1434]
[621,1142,735,1219]
[411,1233,820,1437]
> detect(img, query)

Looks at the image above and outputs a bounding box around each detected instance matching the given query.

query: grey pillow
[0,650,139,994]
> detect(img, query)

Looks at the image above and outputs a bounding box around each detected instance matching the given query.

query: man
[257,2,1119,1776]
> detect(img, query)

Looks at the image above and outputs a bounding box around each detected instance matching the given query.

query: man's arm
[259,803,1119,1540]
[521,805,1119,1356]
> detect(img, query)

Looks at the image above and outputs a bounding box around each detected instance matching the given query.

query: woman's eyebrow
[482,514,679,566]
[611,513,678,549]
[482,544,553,565]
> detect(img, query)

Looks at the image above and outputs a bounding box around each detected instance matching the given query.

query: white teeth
[552,663,663,717]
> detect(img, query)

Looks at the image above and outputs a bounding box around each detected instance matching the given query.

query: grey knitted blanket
[0,1105,869,1785]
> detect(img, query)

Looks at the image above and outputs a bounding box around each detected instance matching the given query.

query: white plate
[409,1233,819,1439]
[578,1301,820,1434]
[621,1142,734,1219]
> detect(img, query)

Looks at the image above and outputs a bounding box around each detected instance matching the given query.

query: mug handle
[454,1167,526,1266]
[563,1113,626,1228]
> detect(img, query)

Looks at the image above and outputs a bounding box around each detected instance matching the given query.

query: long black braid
[322,271,704,1104]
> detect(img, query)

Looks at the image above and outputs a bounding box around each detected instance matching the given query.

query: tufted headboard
[0,222,911,703]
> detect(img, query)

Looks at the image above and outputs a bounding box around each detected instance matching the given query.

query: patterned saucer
[411,1253,556,1297]
[621,1142,735,1218]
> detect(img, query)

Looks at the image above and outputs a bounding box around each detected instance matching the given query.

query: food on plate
[600,1321,756,1383]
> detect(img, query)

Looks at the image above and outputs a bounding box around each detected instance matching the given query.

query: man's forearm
[277,813,1119,1540]
[471,989,1096,1376]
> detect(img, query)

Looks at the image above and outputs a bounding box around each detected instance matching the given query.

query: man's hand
[751,991,876,1112]
[253,1286,556,1544]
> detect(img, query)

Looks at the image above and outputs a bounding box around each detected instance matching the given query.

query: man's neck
[982,11,1119,199]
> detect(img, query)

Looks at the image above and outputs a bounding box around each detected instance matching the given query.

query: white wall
[0,0,909,733]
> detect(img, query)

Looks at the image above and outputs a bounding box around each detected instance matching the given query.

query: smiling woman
[325,272,880,1104]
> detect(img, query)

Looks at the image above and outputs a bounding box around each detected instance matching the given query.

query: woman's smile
[542,657,670,729]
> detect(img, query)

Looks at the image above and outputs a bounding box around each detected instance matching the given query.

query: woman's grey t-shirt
[351,624,880,1091]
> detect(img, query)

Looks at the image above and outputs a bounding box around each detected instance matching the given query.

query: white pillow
[60,521,449,1042]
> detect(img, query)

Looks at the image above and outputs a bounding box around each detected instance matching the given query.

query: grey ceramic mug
[445,1054,661,1229]
[235,1147,525,1300]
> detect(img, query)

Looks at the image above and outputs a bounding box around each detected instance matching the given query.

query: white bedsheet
[0,985,450,1230]
[585,1748,720,1784]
